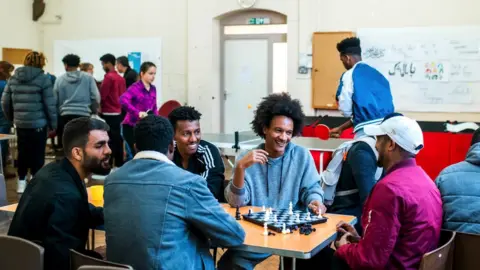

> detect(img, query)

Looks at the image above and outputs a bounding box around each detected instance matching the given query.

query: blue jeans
[217,250,271,270]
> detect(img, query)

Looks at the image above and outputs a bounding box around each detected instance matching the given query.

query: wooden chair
[78,266,131,270]
[452,231,480,270]
[70,249,133,270]
[418,230,455,270]
[0,235,44,270]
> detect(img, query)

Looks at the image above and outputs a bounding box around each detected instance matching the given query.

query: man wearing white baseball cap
[333,113,443,270]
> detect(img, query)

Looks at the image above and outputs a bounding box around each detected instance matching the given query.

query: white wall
[0,0,40,59]
[3,0,480,132]
[40,0,188,104]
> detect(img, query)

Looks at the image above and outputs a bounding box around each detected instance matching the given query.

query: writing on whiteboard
[388,61,416,78]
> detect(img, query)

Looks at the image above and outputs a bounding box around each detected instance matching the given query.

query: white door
[223,39,269,133]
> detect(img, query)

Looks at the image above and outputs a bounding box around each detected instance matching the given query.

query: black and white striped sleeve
[197,143,225,201]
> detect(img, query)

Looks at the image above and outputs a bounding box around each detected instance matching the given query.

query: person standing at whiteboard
[120,62,158,157]
[330,37,394,138]
[99,53,126,167]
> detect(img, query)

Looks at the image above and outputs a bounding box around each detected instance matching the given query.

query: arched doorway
[219,9,287,133]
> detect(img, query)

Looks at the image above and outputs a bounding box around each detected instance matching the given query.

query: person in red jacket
[99,54,126,167]
[334,113,443,270]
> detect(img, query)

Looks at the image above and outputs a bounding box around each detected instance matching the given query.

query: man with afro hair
[218,93,326,270]
[168,106,226,201]
[331,37,394,138]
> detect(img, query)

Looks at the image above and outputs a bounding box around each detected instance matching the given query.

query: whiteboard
[357,26,480,112]
[53,37,163,107]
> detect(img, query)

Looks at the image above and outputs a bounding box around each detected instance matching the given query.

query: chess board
[242,209,328,233]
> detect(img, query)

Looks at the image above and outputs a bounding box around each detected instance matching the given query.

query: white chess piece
[288,202,293,215]
[274,214,278,223]
[296,213,300,223]
[318,208,323,218]
[262,205,266,211]
[263,222,269,236]
[282,223,287,234]
[306,212,311,221]
[269,207,273,214]
[264,211,270,222]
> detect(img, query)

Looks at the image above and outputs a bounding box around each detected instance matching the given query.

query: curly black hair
[135,115,174,154]
[168,106,202,129]
[62,54,81,67]
[337,37,361,56]
[251,93,305,138]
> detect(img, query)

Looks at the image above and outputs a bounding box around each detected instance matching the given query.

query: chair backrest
[0,235,44,270]
[418,230,455,270]
[78,266,133,270]
[452,231,480,270]
[70,249,132,270]
[157,100,181,117]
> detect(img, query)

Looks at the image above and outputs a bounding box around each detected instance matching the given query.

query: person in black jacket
[168,106,226,201]
[8,117,111,270]
[116,56,138,89]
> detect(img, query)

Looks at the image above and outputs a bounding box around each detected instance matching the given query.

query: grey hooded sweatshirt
[225,142,324,209]
[54,71,100,117]
[2,66,57,129]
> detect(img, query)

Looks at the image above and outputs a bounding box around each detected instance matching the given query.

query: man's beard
[83,152,111,176]
[376,154,384,168]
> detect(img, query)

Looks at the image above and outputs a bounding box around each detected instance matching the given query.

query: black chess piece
[235,206,241,220]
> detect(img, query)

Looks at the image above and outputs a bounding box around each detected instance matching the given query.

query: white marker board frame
[357,26,480,113]
[54,37,162,108]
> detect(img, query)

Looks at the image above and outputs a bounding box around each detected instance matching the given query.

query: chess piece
[264,212,270,222]
[318,208,323,218]
[296,213,300,223]
[288,202,293,215]
[273,214,278,223]
[269,207,273,213]
[262,205,266,211]
[262,222,269,236]
[306,212,311,221]
[248,208,252,216]
[235,206,241,220]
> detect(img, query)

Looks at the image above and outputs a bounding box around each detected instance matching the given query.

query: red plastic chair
[158,100,182,117]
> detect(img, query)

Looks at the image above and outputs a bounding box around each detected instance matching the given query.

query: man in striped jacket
[169,106,226,201]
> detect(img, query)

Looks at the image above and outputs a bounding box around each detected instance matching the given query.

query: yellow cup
[89,185,104,207]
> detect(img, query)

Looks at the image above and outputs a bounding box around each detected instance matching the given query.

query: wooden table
[223,205,356,269]
[0,189,357,269]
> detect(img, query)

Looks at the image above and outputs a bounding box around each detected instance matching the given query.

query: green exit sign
[248,17,270,25]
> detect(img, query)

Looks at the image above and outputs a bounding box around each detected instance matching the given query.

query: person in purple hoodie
[120,62,158,156]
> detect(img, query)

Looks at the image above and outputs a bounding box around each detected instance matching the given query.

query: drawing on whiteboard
[388,61,416,77]
[364,47,385,59]
[424,62,445,81]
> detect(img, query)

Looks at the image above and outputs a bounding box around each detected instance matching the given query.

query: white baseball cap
[364,113,424,155]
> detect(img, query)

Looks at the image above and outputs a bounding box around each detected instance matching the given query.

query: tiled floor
[4,156,281,269]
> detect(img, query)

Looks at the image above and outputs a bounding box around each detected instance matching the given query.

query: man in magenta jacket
[334,113,443,270]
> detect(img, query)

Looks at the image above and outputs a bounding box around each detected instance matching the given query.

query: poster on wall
[128,52,142,73]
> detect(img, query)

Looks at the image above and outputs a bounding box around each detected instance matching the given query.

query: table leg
[292,257,296,270]
[91,229,95,250]
[280,256,284,270]
[320,152,324,175]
